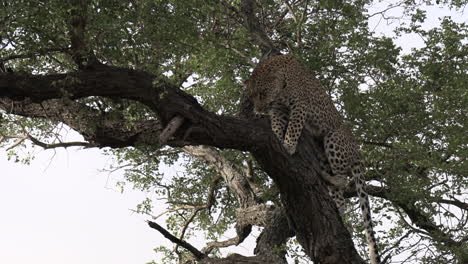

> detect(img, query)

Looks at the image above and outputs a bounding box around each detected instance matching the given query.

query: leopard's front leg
[283,102,307,155]
[268,103,289,143]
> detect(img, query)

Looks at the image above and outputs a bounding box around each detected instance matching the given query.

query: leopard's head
[245,61,284,114]
[245,76,278,114]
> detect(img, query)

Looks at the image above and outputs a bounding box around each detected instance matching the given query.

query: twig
[283,0,298,22]
[149,206,200,220]
[432,197,468,211]
[269,9,289,33]
[362,140,393,148]
[175,208,202,254]
[0,48,69,62]
[296,0,309,48]
[380,230,412,263]
[5,135,28,150]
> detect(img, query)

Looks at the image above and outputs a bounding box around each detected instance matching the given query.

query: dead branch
[28,134,92,149]
[147,220,206,260]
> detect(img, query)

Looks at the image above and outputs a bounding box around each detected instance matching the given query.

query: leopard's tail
[352,164,381,264]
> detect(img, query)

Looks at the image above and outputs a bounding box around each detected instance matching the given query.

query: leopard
[245,54,381,264]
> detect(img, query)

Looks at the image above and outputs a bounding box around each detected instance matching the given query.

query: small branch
[394,204,431,237]
[147,220,206,260]
[149,206,201,220]
[1,132,92,150]
[220,0,242,17]
[148,175,221,257]
[366,2,404,19]
[380,229,412,263]
[159,115,185,144]
[283,0,298,22]
[27,134,92,149]
[296,0,309,48]
[175,208,203,254]
[202,236,240,254]
[5,135,27,150]
[436,197,468,211]
[221,42,254,65]
[362,140,393,148]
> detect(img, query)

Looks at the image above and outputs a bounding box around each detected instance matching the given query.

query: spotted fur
[245,54,380,264]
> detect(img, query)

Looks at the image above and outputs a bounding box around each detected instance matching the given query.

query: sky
[0,143,256,263]
[0,147,167,264]
[0,3,465,264]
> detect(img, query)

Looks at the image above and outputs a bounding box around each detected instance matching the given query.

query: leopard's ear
[261,49,282,61]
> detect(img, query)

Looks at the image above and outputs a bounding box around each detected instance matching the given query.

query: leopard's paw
[283,142,297,155]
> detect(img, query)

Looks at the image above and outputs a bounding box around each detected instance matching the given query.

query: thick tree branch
[0,67,154,103]
[0,68,265,151]
[0,97,163,148]
[184,146,273,250]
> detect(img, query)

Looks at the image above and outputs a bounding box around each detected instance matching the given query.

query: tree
[1,0,467,263]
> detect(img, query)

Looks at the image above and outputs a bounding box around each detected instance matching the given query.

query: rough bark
[254,207,293,263]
